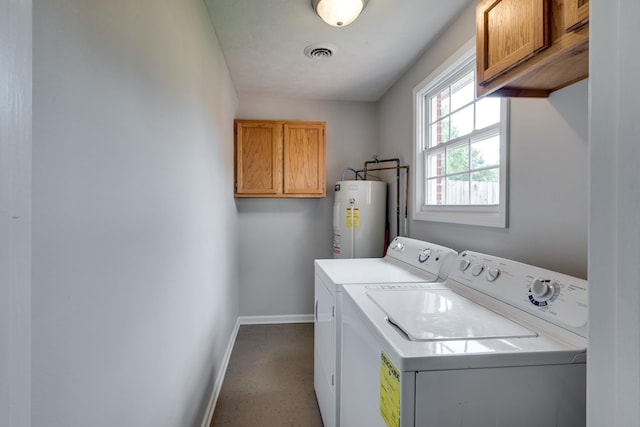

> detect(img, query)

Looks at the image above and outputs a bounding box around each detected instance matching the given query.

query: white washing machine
[314,237,458,427]
[340,250,588,427]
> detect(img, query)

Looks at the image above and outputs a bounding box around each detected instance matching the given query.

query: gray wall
[377,2,588,278]
[236,95,378,317]
[32,1,238,426]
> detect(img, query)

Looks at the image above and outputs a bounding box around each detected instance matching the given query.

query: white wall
[236,95,378,317]
[588,0,640,425]
[377,2,588,278]
[0,0,31,426]
[32,1,238,426]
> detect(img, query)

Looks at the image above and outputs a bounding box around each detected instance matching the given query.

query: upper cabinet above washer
[564,0,589,32]
[476,0,589,98]
[476,0,550,88]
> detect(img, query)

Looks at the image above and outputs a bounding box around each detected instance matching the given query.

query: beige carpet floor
[211,323,324,427]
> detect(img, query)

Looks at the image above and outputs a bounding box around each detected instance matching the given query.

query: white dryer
[313,237,458,427]
[340,250,588,427]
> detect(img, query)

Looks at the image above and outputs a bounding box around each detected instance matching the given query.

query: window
[413,39,509,228]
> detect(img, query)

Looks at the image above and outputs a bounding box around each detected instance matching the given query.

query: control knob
[390,241,404,251]
[459,258,471,271]
[471,263,485,277]
[531,278,555,300]
[418,248,432,263]
[486,267,500,282]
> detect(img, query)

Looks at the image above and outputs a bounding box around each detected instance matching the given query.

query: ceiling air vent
[304,44,337,59]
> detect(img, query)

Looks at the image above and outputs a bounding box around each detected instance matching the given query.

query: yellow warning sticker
[380,352,400,427]
[345,208,360,228]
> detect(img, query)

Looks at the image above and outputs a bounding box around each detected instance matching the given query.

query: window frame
[412,38,510,228]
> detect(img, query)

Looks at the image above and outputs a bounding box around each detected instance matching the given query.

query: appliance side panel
[314,272,336,427]
[340,292,388,427]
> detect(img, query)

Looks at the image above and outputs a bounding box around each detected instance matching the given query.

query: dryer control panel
[385,237,458,281]
[450,251,588,338]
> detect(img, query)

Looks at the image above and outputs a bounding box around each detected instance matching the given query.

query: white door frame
[0,0,32,426]
[588,0,640,426]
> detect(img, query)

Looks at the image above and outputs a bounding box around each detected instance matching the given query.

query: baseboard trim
[200,318,240,427]
[238,314,314,325]
[200,314,314,427]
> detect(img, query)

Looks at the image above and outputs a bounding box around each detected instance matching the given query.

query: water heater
[332,180,387,258]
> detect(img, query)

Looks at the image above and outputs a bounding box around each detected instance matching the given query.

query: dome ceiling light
[312,0,368,27]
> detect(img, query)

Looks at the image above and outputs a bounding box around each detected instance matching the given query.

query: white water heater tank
[332,180,387,258]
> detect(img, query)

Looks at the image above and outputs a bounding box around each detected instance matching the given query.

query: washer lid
[315,258,439,284]
[366,289,537,341]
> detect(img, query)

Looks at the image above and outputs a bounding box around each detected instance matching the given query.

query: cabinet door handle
[315,300,319,323]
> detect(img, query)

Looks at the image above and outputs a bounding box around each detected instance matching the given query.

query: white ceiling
[204,0,474,102]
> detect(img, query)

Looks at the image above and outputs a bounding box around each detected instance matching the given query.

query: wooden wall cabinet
[476,0,550,87]
[476,0,589,98]
[565,0,589,32]
[234,120,326,198]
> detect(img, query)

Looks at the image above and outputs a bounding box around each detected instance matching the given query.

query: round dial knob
[459,259,471,271]
[418,248,432,263]
[486,267,500,282]
[391,241,404,252]
[471,263,485,277]
[531,279,555,300]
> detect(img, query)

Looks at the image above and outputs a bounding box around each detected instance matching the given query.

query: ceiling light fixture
[312,0,368,28]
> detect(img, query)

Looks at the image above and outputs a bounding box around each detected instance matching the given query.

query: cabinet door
[476,0,549,85]
[565,0,589,32]
[235,121,282,195]
[283,122,326,196]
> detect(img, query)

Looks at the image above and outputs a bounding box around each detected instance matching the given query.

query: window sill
[413,206,508,228]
